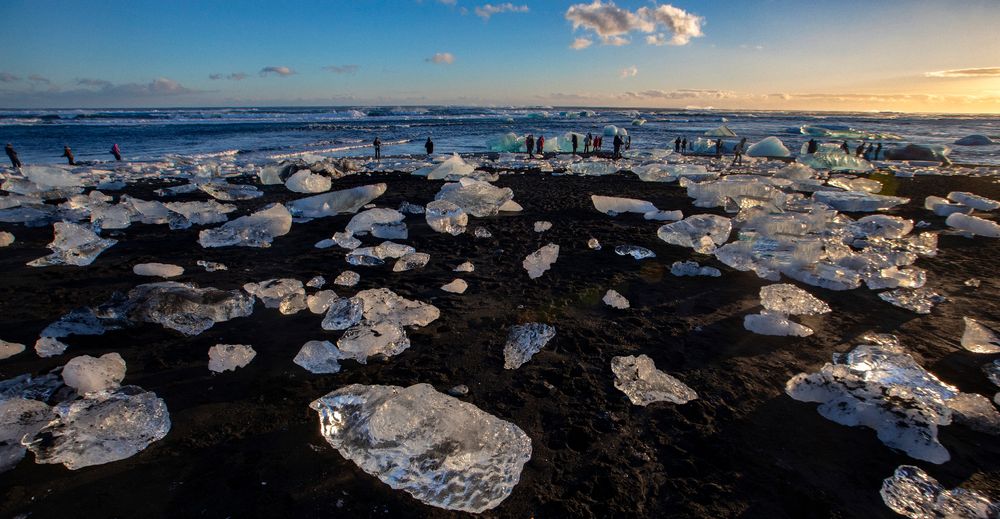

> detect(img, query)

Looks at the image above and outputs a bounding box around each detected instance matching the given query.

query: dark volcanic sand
[1,169,999,518]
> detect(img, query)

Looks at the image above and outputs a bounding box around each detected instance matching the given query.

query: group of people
[805,138,882,160]
[4,143,123,168]
[522,131,631,159]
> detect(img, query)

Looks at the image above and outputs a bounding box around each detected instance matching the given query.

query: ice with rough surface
[881,465,999,519]
[347,208,405,235]
[0,340,25,360]
[393,252,431,272]
[117,282,255,335]
[945,213,1000,238]
[40,308,106,338]
[22,165,83,188]
[198,203,292,248]
[441,279,468,294]
[133,263,184,278]
[199,182,262,201]
[961,317,1000,353]
[0,397,51,472]
[306,276,326,289]
[416,154,477,180]
[947,192,999,211]
[25,385,170,470]
[670,260,721,277]
[208,344,256,373]
[799,151,874,173]
[35,337,69,357]
[813,191,910,212]
[611,354,698,406]
[879,288,945,314]
[435,179,514,217]
[614,245,656,260]
[355,288,440,328]
[425,200,468,235]
[285,170,332,193]
[196,260,227,272]
[454,261,474,272]
[602,289,629,309]
[27,222,117,267]
[924,196,972,217]
[760,284,831,315]
[309,383,532,513]
[744,313,813,337]
[657,215,732,254]
[293,340,342,374]
[591,195,657,215]
[503,323,556,369]
[587,238,601,250]
[533,221,552,232]
[337,322,410,363]
[746,136,791,157]
[62,353,126,394]
[244,278,305,309]
[287,184,387,218]
[523,244,559,279]
[321,297,364,331]
[334,271,360,287]
[0,231,13,247]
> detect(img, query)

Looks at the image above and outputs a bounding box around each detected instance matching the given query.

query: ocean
[1,106,997,166]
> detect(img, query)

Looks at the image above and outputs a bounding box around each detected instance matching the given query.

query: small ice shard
[198,203,292,248]
[591,195,657,215]
[879,288,945,314]
[643,209,683,221]
[533,221,552,232]
[611,354,698,406]
[965,278,981,288]
[309,383,532,513]
[587,237,601,250]
[208,344,256,373]
[523,243,559,279]
[414,153,476,179]
[435,179,514,217]
[474,227,493,239]
[62,353,126,394]
[117,282,255,336]
[945,213,1000,238]
[287,184,387,218]
[334,270,360,286]
[657,215,732,254]
[278,293,308,315]
[346,208,405,235]
[602,289,630,309]
[614,245,656,260]
[27,222,117,267]
[336,322,410,363]
[244,278,305,309]
[744,313,813,337]
[961,317,1000,353]
[947,392,1000,434]
[199,182,262,201]
[0,340,25,360]
[425,200,468,235]
[332,231,362,249]
[196,260,227,272]
[760,284,831,316]
[0,231,13,247]
[441,279,468,294]
[670,260,721,277]
[503,323,556,369]
[285,170,331,193]
[454,261,475,272]
[0,397,52,472]
[923,196,972,217]
[40,308,106,338]
[163,200,235,227]
[746,136,791,157]
[24,385,170,470]
[293,340,342,374]
[132,262,184,278]
[35,337,69,357]
[306,276,326,288]
[321,297,364,331]
[499,200,523,212]
[306,290,338,314]
[393,252,430,272]
[398,201,425,214]
[447,384,470,397]
[813,191,910,212]
[881,465,999,519]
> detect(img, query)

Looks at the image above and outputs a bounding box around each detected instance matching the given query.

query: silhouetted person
[612,134,623,159]
[63,146,75,165]
[841,141,850,154]
[572,133,579,155]
[525,134,535,158]
[732,137,747,166]
[715,139,724,158]
[863,143,873,160]
[536,135,545,155]
[425,137,434,155]
[874,143,882,160]
[373,137,381,160]
[5,143,20,168]
[674,137,681,152]
[855,142,866,157]
[807,138,818,154]
[584,133,592,153]
[682,137,688,151]
[594,135,602,151]
[625,135,631,151]
[110,143,122,161]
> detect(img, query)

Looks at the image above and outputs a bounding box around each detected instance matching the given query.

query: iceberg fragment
[744,313,813,337]
[503,323,556,369]
[611,354,698,406]
[117,282,255,335]
[746,136,791,157]
[425,200,468,235]
[813,191,909,212]
[759,284,831,315]
[62,353,126,394]
[198,203,292,248]
[293,340,342,374]
[393,252,431,272]
[961,317,1000,353]
[0,397,52,472]
[334,270,360,287]
[0,340,25,360]
[27,222,117,267]
[441,279,468,294]
[591,195,657,215]
[284,170,331,193]
[523,244,559,279]
[243,278,305,309]
[435,179,514,217]
[946,192,999,211]
[287,184,387,218]
[879,288,945,314]
[207,344,256,373]
[945,213,1000,238]
[614,245,656,260]
[881,465,999,519]
[657,215,732,254]
[670,260,721,277]
[602,289,629,309]
[133,263,184,278]
[533,221,552,232]
[199,182,262,201]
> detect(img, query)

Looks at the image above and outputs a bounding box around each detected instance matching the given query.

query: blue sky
[1,0,999,111]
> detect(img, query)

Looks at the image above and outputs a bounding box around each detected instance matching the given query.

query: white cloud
[636,4,703,45]
[570,37,593,50]
[475,3,529,20]
[426,52,455,64]
[565,1,704,48]
[259,66,295,77]
[620,65,638,78]
[645,33,666,46]
[925,67,1000,78]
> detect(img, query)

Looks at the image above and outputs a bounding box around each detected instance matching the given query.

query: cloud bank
[565,1,704,48]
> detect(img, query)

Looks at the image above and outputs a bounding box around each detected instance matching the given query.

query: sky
[1,0,999,112]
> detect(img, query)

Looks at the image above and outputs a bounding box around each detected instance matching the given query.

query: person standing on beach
[807,138,818,154]
[715,139,724,158]
[855,142,866,157]
[682,137,688,151]
[536,135,545,156]
[373,137,381,160]
[625,135,631,151]
[110,143,122,161]
[5,143,21,169]
[594,135,602,152]
[584,133,592,154]
[841,141,850,154]
[732,137,747,166]
[572,134,579,155]
[674,137,681,152]
[525,134,535,158]
[612,134,623,159]
[425,137,434,155]
[62,146,75,165]
[874,143,882,160]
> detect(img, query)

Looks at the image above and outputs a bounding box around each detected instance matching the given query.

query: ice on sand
[285,170,331,193]
[306,290,338,314]
[760,284,831,316]
[587,238,601,249]
[293,340,342,374]
[334,270,361,287]
[454,261,474,272]
[306,276,326,289]
[947,192,999,211]
[670,260,721,277]
[746,136,791,157]
[602,289,629,309]
[881,465,999,519]
[199,182,262,201]
[21,165,83,188]
[961,317,1000,353]
[523,244,559,279]
[441,279,468,294]
[414,154,476,180]
[208,344,256,373]
[0,231,13,247]
[62,353,126,394]
[323,289,439,363]
[321,297,364,331]
[243,278,305,309]
[309,383,532,513]
[924,196,972,217]
[133,263,184,278]
[657,215,732,254]
[346,208,405,235]
[425,200,468,235]
[533,221,552,232]
[744,313,813,337]
[614,245,656,260]
[0,340,25,360]
[813,191,909,212]
[393,252,430,272]
[27,222,117,267]
[591,195,657,215]
[503,323,556,369]
[35,337,69,357]
[0,398,52,472]
[435,179,514,217]
[24,385,170,470]
[879,288,945,314]
[196,260,227,272]
[945,213,1000,238]
[611,354,698,406]
[198,203,292,248]
[287,184,387,218]
[118,282,255,336]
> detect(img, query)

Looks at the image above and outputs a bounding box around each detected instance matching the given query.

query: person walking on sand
[62,146,75,165]
[682,137,688,152]
[110,143,122,161]
[715,139,724,158]
[525,134,535,158]
[863,143,873,160]
[425,137,434,155]
[373,137,382,160]
[855,141,866,157]
[5,143,21,169]
[674,137,681,152]
[612,134,623,159]
[584,133,592,154]
[874,143,882,160]
[536,135,545,156]
[732,137,747,167]
[807,138,818,154]
[572,133,579,155]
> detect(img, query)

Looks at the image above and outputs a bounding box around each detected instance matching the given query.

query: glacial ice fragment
[306,290,338,314]
[614,245,656,260]
[199,182,262,201]
[355,288,440,328]
[321,297,364,331]
[474,227,493,239]
[954,134,994,146]
[133,263,184,278]
[759,284,831,315]
[879,288,945,314]
[208,344,256,373]
[813,191,909,212]
[117,282,255,335]
[533,221,552,232]
[924,196,972,217]
[454,261,475,272]
[0,231,13,247]
[293,340,342,374]
[670,260,721,277]
[27,222,117,267]
[244,278,305,309]
[602,289,629,309]
[309,383,532,513]
[346,208,405,235]
[657,215,732,254]
[0,398,51,472]
[435,179,514,217]
[425,200,468,235]
[21,165,83,188]
[746,136,791,157]
[523,244,559,279]
[0,340,25,360]
[334,270,360,286]
[198,203,292,248]
[35,337,69,357]
[503,323,556,369]
[196,260,227,272]
[961,317,1000,353]
[881,465,999,519]
[393,253,430,272]
[611,354,698,406]
[306,276,326,289]
[336,322,410,363]
[744,313,813,337]
[415,154,476,180]
[591,195,657,215]
[441,279,468,294]
[285,170,331,193]
[945,213,1000,238]
[287,184,387,218]
[587,237,601,250]
[62,353,126,394]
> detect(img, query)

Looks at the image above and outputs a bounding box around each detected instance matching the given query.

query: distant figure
[807,138,818,154]
[594,135,602,152]
[874,143,882,160]
[373,137,381,160]
[63,146,75,165]
[625,135,631,151]
[855,142,866,157]
[584,133,592,153]
[682,137,688,151]
[674,137,681,152]
[525,134,535,158]
[425,137,434,155]
[110,143,122,161]
[612,134,623,159]
[841,141,850,154]
[732,137,747,166]
[715,139,724,158]
[5,143,20,168]
[863,143,874,160]
[572,133,579,155]
[536,135,545,155]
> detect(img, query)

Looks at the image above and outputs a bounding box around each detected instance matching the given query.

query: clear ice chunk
[132,262,184,278]
[744,312,813,337]
[611,354,698,406]
[118,282,255,336]
[602,289,630,309]
[657,215,732,254]
[196,260,227,272]
[881,465,999,519]
[306,290,338,314]
[243,278,305,309]
[441,279,468,294]
[336,322,410,363]
[62,353,126,394]
[591,195,657,215]
[813,191,909,212]
[759,284,831,315]
[346,208,405,235]
[947,192,999,211]
[27,222,117,267]
[207,344,256,372]
[879,288,945,314]
[306,275,326,288]
[435,179,514,217]
[287,184,387,218]
[945,213,1000,238]
[285,170,331,193]
[392,252,431,272]
[198,203,292,248]
[0,397,52,472]
[523,244,559,279]
[746,136,791,157]
[924,196,972,217]
[334,270,360,286]
[670,260,721,277]
[425,200,468,235]
[614,245,656,260]
[293,340,342,374]
[961,317,1000,353]
[198,182,262,201]
[321,297,364,331]
[503,323,556,369]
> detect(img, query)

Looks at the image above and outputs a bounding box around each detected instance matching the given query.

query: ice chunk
[393,252,430,272]
[278,293,308,315]
[435,179,514,217]
[336,322,410,363]
[947,192,999,211]
[587,237,601,250]
[954,134,994,146]
[947,392,1000,434]
[309,383,531,513]
[827,176,882,193]
[347,241,415,266]
[89,203,131,230]
[287,184,387,218]
[813,191,909,212]
[164,200,235,226]
[285,170,331,193]
[966,278,982,288]
[415,154,476,180]
[503,323,556,369]
[334,270,360,286]
[474,227,493,239]
[25,385,170,470]
[670,260,721,277]
[591,195,657,215]
[346,208,405,235]
[35,337,69,357]
[848,215,914,240]
[118,282,255,335]
[885,144,951,164]
[321,297,364,331]
[0,340,25,360]
[306,290,338,314]
[207,344,256,372]
[355,288,440,328]
[760,284,830,315]
[881,465,999,518]
[614,245,656,260]
[602,289,629,309]
[243,278,305,309]
[40,308,107,338]
[133,262,184,278]
[744,313,813,337]
[611,354,698,406]
[0,231,13,247]
[425,200,468,235]
[799,152,874,173]
[657,215,732,254]
[293,340,342,374]
[633,163,713,183]
[199,182,262,201]
[746,136,791,157]
[306,276,326,288]
[945,213,1000,238]
[398,201,425,214]
[499,199,523,212]
[198,203,292,248]
[487,132,525,152]
[567,160,620,176]
[0,398,51,472]
[454,261,475,272]
[644,209,683,221]
[533,221,552,232]
[441,279,468,294]
[775,162,817,180]
[924,196,972,217]
[523,244,559,279]
[62,353,126,394]
[879,288,945,314]
[22,165,83,188]
[27,222,117,267]
[961,317,1000,353]
[196,260,227,272]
